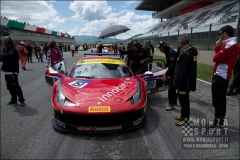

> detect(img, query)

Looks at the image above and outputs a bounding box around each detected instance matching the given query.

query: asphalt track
[1,50,239,159]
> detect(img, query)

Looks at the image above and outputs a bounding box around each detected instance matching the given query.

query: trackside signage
[88,106,111,113]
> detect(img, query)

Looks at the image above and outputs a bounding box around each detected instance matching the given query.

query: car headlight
[131,77,142,104]
[56,79,75,106]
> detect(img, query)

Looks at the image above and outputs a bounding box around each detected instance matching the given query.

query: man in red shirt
[211,25,239,129]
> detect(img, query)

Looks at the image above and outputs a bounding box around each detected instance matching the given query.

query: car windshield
[69,59,132,79]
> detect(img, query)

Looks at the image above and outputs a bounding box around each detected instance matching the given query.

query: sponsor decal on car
[77,126,122,131]
[56,119,66,128]
[88,106,111,112]
[97,79,133,102]
[76,59,125,65]
[68,79,90,88]
[76,90,89,96]
[133,116,144,126]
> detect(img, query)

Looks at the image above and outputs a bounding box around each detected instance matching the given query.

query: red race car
[45,55,168,133]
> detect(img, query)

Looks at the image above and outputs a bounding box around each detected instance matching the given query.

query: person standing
[34,44,38,60]
[38,43,44,62]
[18,41,28,70]
[173,34,198,126]
[44,43,49,60]
[26,42,33,63]
[46,40,64,68]
[118,43,125,59]
[145,39,154,71]
[0,36,25,106]
[128,41,151,75]
[211,25,239,129]
[157,41,178,111]
[70,43,75,57]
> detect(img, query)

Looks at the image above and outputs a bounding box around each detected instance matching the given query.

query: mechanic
[145,39,154,71]
[128,41,150,75]
[173,34,198,126]
[119,40,134,66]
[157,41,178,111]
[0,36,25,106]
[211,25,239,129]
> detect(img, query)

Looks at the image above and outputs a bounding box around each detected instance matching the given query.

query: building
[0,16,76,46]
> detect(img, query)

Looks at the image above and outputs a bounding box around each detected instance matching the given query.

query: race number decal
[146,80,156,89]
[68,80,90,88]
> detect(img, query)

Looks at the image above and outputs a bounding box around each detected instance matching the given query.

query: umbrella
[98,25,130,39]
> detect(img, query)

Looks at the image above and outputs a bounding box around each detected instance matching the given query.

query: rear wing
[84,53,121,57]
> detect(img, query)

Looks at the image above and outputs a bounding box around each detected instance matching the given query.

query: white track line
[197,78,212,85]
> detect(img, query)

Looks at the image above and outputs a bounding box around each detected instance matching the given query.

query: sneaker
[20,102,25,107]
[23,67,26,70]
[174,115,182,121]
[176,120,185,126]
[166,104,174,111]
[7,101,17,105]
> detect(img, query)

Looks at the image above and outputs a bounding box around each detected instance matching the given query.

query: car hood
[60,77,138,106]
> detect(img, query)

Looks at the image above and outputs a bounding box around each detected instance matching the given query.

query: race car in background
[45,54,168,133]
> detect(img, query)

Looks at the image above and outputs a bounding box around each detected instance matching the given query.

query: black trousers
[148,56,153,71]
[229,70,240,91]
[35,51,38,59]
[178,89,190,119]
[168,78,177,105]
[27,52,32,62]
[212,75,229,126]
[5,74,25,102]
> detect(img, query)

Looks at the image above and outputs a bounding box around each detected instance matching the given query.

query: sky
[1,0,161,39]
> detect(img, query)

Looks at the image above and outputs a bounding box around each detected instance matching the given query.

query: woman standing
[46,40,64,68]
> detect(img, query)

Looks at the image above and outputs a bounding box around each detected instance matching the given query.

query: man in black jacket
[0,36,25,106]
[157,41,178,111]
[26,42,33,63]
[145,40,154,71]
[173,34,198,126]
[129,41,150,75]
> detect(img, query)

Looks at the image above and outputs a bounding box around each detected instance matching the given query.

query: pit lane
[1,50,239,159]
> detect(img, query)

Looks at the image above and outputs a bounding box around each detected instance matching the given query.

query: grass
[153,54,233,85]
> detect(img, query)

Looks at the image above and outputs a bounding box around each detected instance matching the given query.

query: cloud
[123,1,138,8]
[69,1,112,21]
[70,11,159,39]
[1,1,65,30]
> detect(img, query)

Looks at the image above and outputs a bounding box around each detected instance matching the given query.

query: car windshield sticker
[76,59,125,65]
[68,79,90,88]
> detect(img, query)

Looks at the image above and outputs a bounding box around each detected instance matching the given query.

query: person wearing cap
[18,41,28,70]
[157,41,178,111]
[0,36,25,106]
[145,40,154,71]
[128,40,150,75]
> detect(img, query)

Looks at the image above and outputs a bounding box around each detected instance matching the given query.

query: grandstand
[128,0,240,51]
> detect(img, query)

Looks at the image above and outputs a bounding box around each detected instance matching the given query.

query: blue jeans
[38,53,43,62]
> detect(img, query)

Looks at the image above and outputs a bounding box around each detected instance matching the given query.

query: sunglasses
[219,32,224,36]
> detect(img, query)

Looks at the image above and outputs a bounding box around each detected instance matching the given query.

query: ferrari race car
[45,54,168,133]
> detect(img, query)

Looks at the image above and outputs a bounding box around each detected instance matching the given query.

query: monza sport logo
[181,118,230,149]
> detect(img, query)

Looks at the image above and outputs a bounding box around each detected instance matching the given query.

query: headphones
[4,36,14,46]
[159,41,168,49]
